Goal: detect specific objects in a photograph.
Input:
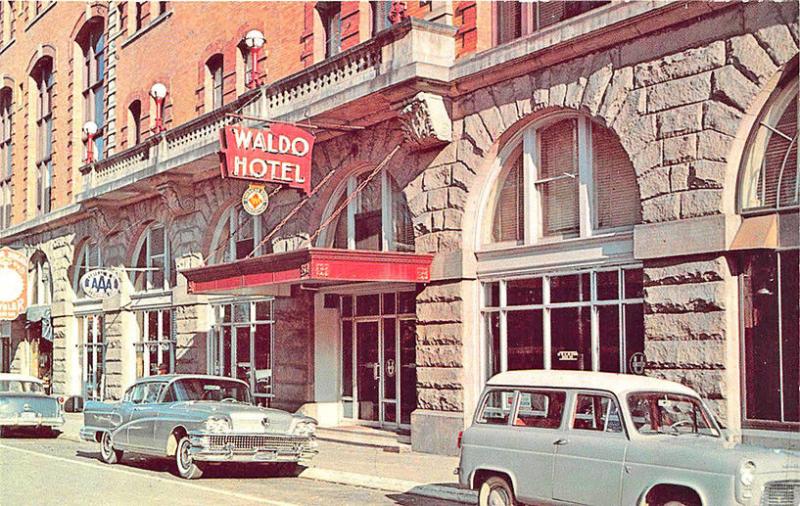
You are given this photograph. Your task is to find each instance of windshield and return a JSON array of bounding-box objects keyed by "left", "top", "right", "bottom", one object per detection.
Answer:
[
  {"left": 171, "top": 378, "right": 251, "bottom": 403},
  {"left": 628, "top": 392, "right": 720, "bottom": 437},
  {"left": 0, "top": 380, "right": 44, "bottom": 394}
]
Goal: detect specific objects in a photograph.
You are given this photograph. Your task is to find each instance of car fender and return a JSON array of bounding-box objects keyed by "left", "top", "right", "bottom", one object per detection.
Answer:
[
  {"left": 469, "top": 465, "right": 519, "bottom": 493},
  {"left": 634, "top": 478, "right": 710, "bottom": 506}
]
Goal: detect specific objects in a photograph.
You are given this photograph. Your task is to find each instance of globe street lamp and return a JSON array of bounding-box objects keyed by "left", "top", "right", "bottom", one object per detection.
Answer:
[
  {"left": 83, "top": 120, "right": 98, "bottom": 164},
  {"left": 244, "top": 29, "right": 266, "bottom": 89},
  {"left": 150, "top": 82, "right": 168, "bottom": 133}
]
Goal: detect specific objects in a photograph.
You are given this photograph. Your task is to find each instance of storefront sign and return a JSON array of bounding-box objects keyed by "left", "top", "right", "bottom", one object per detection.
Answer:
[
  {"left": 242, "top": 183, "right": 270, "bottom": 216},
  {"left": 0, "top": 248, "right": 27, "bottom": 320},
  {"left": 219, "top": 123, "right": 315, "bottom": 195},
  {"left": 557, "top": 350, "right": 579, "bottom": 361},
  {"left": 79, "top": 269, "right": 121, "bottom": 300},
  {"left": 629, "top": 352, "right": 647, "bottom": 375}
]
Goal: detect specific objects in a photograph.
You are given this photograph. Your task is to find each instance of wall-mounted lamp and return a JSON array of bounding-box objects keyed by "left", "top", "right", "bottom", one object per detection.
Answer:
[
  {"left": 244, "top": 29, "right": 266, "bottom": 89},
  {"left": 82, "top": 121, "right": 98, "bottom": 164},
  {"left": 150, "top": 82, "right": 168, "bottom": 133}
]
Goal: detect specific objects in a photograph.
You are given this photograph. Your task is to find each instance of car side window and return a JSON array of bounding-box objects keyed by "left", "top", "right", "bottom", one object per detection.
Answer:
[
  {"left": 130, "top": 384, "right": 147, "bottom": 404},
  {"left": 513, "top": 390, "right": 566, "bottom": 429},
  {"left": 143, "top": 383, "right": 166, "bottom": 404},
  {"left": 572, "top": 393, "right": 623, "bottom": 433},
  {"left": 161, "top": 384, "right": 177, "bottom": 403},
  {"left": 123, "top": 386, "right": 135, "bottom": 403},
  {"left": 476, "top": 389, "right": 516, "bottom": 425}
]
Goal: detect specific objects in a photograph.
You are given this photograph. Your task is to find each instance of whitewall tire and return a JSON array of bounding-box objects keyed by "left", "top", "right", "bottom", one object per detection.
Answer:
[
  {"left": 175, "top": 436, "right": 204, "bottom": 480},
  {"left": 100, "top": 432, "right": 123, "bottom": 464},
  {"left": 478, "top": 476, "right": 516, "bottom": 506}
]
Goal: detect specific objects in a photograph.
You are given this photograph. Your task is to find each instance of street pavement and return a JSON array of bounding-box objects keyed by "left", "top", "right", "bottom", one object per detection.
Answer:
[{"left": 0, "top": 435, "right": 464, "bottom": 506}]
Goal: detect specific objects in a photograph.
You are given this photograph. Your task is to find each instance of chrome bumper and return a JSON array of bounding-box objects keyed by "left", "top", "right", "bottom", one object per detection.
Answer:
[
  {"left": 188, "top": 432, "right": 318, "bottom": 463},
  {"left": 0, "top": 414, "right": 64, "bottom": 429}
]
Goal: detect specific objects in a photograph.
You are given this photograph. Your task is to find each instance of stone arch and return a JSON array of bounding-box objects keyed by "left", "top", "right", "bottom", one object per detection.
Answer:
[
  {"left": 68, "top": 3, "right": 107, "bottom": 41},
  {"left": 25, "top": 44, "right": 57, "bottom": 76}
]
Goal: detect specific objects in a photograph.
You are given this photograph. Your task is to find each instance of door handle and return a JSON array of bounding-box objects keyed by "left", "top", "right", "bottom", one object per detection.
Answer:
[{"left": 553, "top": 438, "right": 569, "bottom": 446}]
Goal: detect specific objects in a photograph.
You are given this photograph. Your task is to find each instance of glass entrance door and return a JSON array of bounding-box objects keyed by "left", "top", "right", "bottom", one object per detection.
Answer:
[{"left": 356, "top": 321, "right": 380, "bottom": 422}]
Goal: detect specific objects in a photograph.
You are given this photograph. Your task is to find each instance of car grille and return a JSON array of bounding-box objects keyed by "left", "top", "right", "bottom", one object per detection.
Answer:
[
  {"left": 761, "top": 480, "right": 800, "bottom": 506},
  {"left": 206, "top": 435, "right": 310, "bottom": 453}
]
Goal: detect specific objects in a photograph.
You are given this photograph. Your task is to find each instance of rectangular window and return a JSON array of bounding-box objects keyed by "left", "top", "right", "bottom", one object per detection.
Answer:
[
  {"left": 84, "top": 31, "right": 105, "bottom": 161},
  {"left": 371, "top": 0, "right": 391, "bottom": 35},
  {"left": 35, "top": 61, "right": 53, "bottom": 215},
  {"left": 322, "top": 3, "right": 342, "bottom": 58},
  {"left": 135, "top": 309, "right": 174, "bottom": 377},
  {"left": 573, "top": 393, "right": 623, "bottom": 433},
  {"left": 496, "top": 0, "right": 522, "bottom": 45},
  {"left": 514, "top": 390, "right": 566, "bottom": 429},
  {"left": 477, "top": 389, "right": 515, "bottom": 425},
  {"left": 134, "top": 226, "right": 169, "bottom": 292},
  {"left": 538, "top": 119, "right": 579, "bottom": 236},
  {"left": 81, "top": 314, "right": 105, "bottom": 401},
  {"left": 0, "top": 89, "right": 11, "bottom": 229}
]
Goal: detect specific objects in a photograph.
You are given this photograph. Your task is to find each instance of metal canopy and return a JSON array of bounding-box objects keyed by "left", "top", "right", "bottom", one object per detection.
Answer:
[{"left": 182, "top": 248, "right": 433, "bottom": 296}]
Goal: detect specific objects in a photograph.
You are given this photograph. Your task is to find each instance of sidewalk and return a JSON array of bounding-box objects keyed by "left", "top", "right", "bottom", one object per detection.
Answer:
[{"left": 60, "top": 413, "right": 476, "bottom": 504}]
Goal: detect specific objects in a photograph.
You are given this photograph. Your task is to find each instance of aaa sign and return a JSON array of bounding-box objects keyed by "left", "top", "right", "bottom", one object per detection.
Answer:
[
  {"left": 0, "top": 247, "right": 27, "bottom": 320},
  {"left": 219, "top": 123, "right": 315, "bottom": 195}
]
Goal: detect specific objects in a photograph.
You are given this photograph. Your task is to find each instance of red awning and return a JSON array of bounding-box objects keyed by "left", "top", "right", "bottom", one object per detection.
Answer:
[{"left": 182, "top": 248, "right": 433, "bottom": 296}]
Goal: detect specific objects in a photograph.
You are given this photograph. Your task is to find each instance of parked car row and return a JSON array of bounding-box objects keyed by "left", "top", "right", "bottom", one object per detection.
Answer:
[
  {"left": 0, "top": 373, "right": 64, "bottom": 438},
  {"left": 458, "top": 370, "right": 800, "bottom": 506}
]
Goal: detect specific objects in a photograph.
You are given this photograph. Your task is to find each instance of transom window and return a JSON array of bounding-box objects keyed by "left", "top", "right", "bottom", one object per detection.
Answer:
[
  {"left": 73, "top": 240, "right": 102, "bottom": 299},
  {"left": 132, "top": 224, "right": 172, "bottom": 292},
  {"left": 739, "top": 78, "right": 798, "bottom": 212},
  {"left": 0, "top": 86, "right": 12, "bottom": 229},
  {"left": 481, "top": 266, "right": 644, "bottom": 380},
  {"left": 33, "top": 57, "right": 54, "bottom": 216},
  {"left": 487, "top": 115, "right": 640, "bottom": 245},
  {"left": 322, "top": 171, "right": 414, "bottom": 252},
  {"left": 81, "top": 22, "right": 105, "bottom": 161}
]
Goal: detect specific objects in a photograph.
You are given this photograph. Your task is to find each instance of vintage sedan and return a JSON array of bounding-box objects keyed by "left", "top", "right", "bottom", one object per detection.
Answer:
[
  {"left": 458, "top": 370, "right": 800, "bottom": 506},
  {"left": 81, "top": 374, "right": 318, "bottom": 479},
  {"left": 0, "top": 373, "right": 64, "bottom": 437}
]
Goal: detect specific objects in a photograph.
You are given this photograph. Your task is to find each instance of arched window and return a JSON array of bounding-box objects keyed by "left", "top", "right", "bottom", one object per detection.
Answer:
[
  {"left": 128, "top": 99, "right": 142, "bottom": 146},
  {"left": 208, "top": 206, "right": 273, "bottom": 265},
  {"left": 205, "top": 53, "right": 224, "bottom": 110},
  {"left": 73, "top": 240, "right": 101, "bottom": 299},
  {"left": 739, "top": 77, "right": 798, "bottom": 212},
  {"left": 79, "top": 20, "right": 105, "bottom": 161},
  {"left": 321, "top": 170, "right": 414, "bottom": 252},
  {"left": 31, "top": 57, "right": 53, "bottom": 215},
  {"left": 486, "top": 114, "right": 640, "bottom": 245},
  {"left": 28, "top": 251, "right": 52, "bottom": 307},
  {"left": 0, "top": 86, "right": 12, "bottom": 229},
  {"left": 132, "top": 224, "right": 171, "bottom": 292}
]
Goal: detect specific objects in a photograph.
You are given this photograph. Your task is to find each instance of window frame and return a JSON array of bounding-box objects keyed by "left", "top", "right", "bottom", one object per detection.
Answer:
[
  {"left": 82, "top": 25, "right": 105, "bottom": 161},
  {"left": 134, "top": 308, "right": 175, "bottom": 378},
  {"left": 0, "top": 87, "right": 12, "bottom": 229},
  {"left": 319, "top": 2, "right": 342, "bottom": 59},
  {"left": 33, "top": 58, "right": 54, "bottom": 216},
  {"left": 128, "top": 99, "right": 142, "bottom": 146},
  {"left": 73, "top": 240, "right": 102, "bottom": 299},
  {"left": 132, "top": 224, "right": 171, "bottom": 292},
  {"left": 206, "top": 53, "right": 224, "bottom": 110},
  {"left": 512, "top": 388, "right": 568, "bottom": 430},
  {"left": 570, "top": 390, "right": 627, "bottom": 436}
]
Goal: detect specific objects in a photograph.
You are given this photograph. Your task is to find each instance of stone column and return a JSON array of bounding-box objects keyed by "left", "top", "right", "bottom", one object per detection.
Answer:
[
  {"left": 643, "top": 255, "right": 742, "bottom": 433},
  {"left": 173, "top": 255, "right": 211, "bottom": 374},
  {"left": 101, "top": 269, "right": 136, "bottom": 400},
  {"left": 272, "top": 292, "right": 314, "bottom": 413},
  {"left": 51, "top": 301, "right": 81, "bottom": 397}
]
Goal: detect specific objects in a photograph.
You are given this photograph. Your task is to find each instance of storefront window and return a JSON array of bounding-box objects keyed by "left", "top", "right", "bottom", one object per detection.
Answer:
[
  {"left": 210, "top": 300, "right": 274, "bottom": 404},
  {"left": 135, "top": 309, "right": 174, "bottom": 377},
  {"left": 487, "top": 114, "right": 640, "bottom": 245},
  {"left": 741, "top": 250, "right": 799, "bottom": 426},
  {"left": 323, "top": 171, "right": 414, "bottom": 252},
  {"left": 482, "top": 266, "right": 644, "bottom": 380}
]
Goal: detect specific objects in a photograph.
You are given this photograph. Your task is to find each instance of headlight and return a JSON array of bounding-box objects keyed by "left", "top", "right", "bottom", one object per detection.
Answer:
[
  {"left": 293, "top": 421, "right": 316, "bottom": 438},
  {"left": 739, "top": 460, "right": 756, "bottom": 487},
  {"left": 204, "top": 416, "right": 231, "bottom": 433}
]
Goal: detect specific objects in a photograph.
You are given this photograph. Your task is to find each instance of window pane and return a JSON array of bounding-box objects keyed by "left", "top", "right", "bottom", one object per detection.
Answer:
[
  {"left": 780, "top": 250, "right": 799, "bottom": 422},
  {"left": 598, "top": 305, "right": 620, "bottom": 372},
  {"left": 593, "top": 122, "right": 641, "bottom": 228},
  {"left": 496, "top": 0, "right": 522, "bottom": 44},
  {"left": 341, "top": 295, "right": 353, "bottom": 317},
  {"left": 550, "top": 273, "right": 590, "bottom": 303},
  {"left": 254, "top": 324, "right": 272, "bottom": 396},
  {"left": 485, "top": 312, "right": 501, "bottom": 377},
  {"left": 149, "top": 228, "right": 165, "bottom": 256},
  {"left": 356, "top": 294, "right": 380, "bottom": 316},
  {"left": 483, "top": 281, "right": 500, "bottom": 307},
  {"left": 477, "top": 389, "right": 514, "bottom": 425},
  {"left": 573, "top": 394, "right": 623, "bottom": 432},
  {"left": 397, "top": 292, "right": 415, "bottom": 314},
  {"left": 624, "top": 303, "right": 644, "bottom": 374},
  {"left": 507, "top": 278, "right": 542, "bottom": 305},
  {"left": 596, "top": 270, "right": 619, "bottom": 301},
  {"left": 624, "top": 269, "right": 643, "bottom": 299},
  {"left": 539, "top": 119, "right": 579, "bottom": 236},
  {"left": 514, "top": 390, "right": 565, "bottom": 429},
  {"left": 382, "top": 293, "right": 396, "bottom": 314},
  {"left": 355, "top": 174, "right": 382, "bottom": 250},
  {"left": 391, "top": 178, "right": 414, "bottom": 252},
  {"left": 507, "top": 309, "right": 543, "bottom": 370},
  {"left": 341, "top": 321, "right": 353, "bottom": 397},
  {"left": 151, "top": 256, "right": 164, "bottom": 290},
  {"left": 492, "top": 149, "right": 524, "bottom": 243},
  {"left": 331, "top": 192, "right": 348, "bottom": 249},
  {"left": 550, "top": 306, "right": 591, "bottom": 370}
]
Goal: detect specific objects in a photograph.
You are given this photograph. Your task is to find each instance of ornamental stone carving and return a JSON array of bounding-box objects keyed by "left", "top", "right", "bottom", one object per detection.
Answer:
[
  {"left": 156, "top": 180, "right": 196, "bottom": 217},
  {"left": 398, "top": 92, "right": 452, "bottom": 151}
]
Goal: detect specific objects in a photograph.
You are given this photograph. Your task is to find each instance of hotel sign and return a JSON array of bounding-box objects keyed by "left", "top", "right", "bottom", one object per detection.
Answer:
[
  {"left": 0, "top": 247, "right": 27, "bottom": 320},
  {"left": 219, "top": 124, "right": 315, "bottom": 195}
]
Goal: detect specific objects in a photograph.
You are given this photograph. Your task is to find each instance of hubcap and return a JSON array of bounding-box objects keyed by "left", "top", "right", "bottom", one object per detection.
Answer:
[
  {"left": 488, "top": 486, "right": 510, "bottom": 506},
  {"left": 178, "top": 440, "right": 191, "bottom": 473},
  {"left": 101, "top": 433, "right": 111, "bottom": 458}
]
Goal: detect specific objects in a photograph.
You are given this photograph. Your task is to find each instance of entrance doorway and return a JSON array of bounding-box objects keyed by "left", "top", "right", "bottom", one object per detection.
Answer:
[
  {"left": 341, "top": 292, "right": 417, "bottom": 428},
  {"left": 209, "top": 299, "right": 274, "bottom": 405}
]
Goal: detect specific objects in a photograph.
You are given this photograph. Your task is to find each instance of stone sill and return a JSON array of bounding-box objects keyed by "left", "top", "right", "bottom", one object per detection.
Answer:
[
  {"left": 0, "top": 38, "right": 15, "bottom": 58},
  {"left": 24, "top": 2, "right": 57, "bottom": 33},
  {"left": 477, "top": 229, "right": 634, "bottom": 262},
  {"left": 121, "top": 11, "right": 173, "bottom": 49}
]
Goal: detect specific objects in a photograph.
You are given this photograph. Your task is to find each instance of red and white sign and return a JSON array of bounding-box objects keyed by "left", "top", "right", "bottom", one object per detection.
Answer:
[
  {"left": 219, "top": 123, "right": 315, "bottom": 195},
  {"left": 0, "top": 247, "right": 28, "bottom": 320}
]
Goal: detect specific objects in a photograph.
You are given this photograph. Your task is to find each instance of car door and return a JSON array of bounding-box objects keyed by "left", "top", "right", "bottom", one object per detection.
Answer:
[
  {"left": 552, "top": 391, "right": 628, "bottom": 506},
  {"left": 506, "top": 389, "right": 567, "bottom": 503},
  {"left": 113, "top": 386, "right": 137, "bottom": 446},
  {"left": 126, "top": 382, "right": 165, "bottom": 451}
]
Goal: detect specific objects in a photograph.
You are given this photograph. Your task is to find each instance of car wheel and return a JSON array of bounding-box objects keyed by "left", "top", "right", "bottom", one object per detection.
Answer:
[
  {"left": 479, "top": 476, "right": 516, "bottom": 506},
  {"left": 175, "top": 435, "right": 204, "bottom": 480},
  {"left": 100, "top": 432, "right": 123, "bottom": 464}
]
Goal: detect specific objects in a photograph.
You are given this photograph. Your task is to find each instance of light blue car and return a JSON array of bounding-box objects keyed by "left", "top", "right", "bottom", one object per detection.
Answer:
[{"left": 0, "top": 373, "right": 64, "bottom": 437}]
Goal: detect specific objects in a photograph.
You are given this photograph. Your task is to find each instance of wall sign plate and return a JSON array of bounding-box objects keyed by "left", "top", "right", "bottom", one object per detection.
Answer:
[
  {"left": 242, "top": 184, "right": 270, "bottom": 216},
  {"left": 79, "top": 269, "right": 122, "bottom": 300}
]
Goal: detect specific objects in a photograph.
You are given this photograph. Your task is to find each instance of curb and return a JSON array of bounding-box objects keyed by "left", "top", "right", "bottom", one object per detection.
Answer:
[{"left": 299, "top": 467, "right": 476, "bottom": 504}]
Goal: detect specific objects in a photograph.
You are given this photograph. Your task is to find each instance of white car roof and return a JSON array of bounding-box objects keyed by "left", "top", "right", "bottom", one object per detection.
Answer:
[
  {"left": 0, "top": 373, "right": 43, "bottom": 384},
  {"left": 487, "top": 370, "right": 699, "bottom": 398}
]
